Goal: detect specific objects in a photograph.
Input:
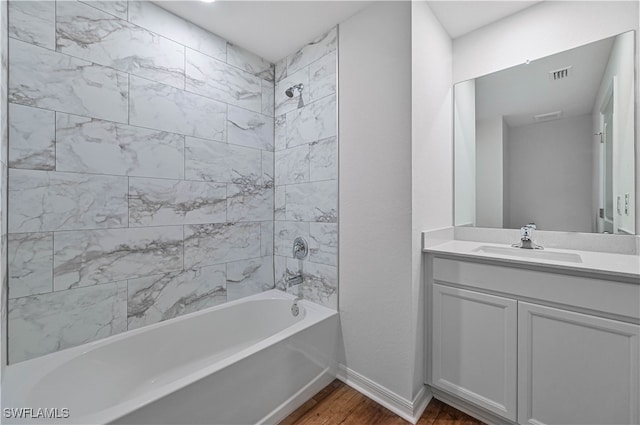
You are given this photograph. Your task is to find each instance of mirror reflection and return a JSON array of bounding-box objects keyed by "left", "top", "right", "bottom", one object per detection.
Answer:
[{"left": 454, "top": 31, "right": 636, "bottom": 235}]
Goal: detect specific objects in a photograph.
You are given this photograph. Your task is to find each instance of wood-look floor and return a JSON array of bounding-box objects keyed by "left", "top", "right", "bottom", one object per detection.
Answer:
[{"left": 281, "top": 380, "right": 485, "bottom": 425}]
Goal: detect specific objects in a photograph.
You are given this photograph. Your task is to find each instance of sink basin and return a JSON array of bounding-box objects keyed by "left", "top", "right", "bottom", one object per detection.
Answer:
[{"left": 473, "top": 245, "right": 583, "bottom": 263}]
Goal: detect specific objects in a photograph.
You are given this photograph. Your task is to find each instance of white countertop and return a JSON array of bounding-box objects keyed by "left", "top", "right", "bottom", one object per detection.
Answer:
[{"left": 423, "top": 239, "right": 640, "bottom": 282}]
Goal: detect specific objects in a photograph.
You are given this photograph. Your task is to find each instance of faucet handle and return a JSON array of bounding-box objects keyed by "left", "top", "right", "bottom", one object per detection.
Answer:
[
  {"left": 521, "top": 226, "right": 533, "bottom": 240},
  {"left": 292, "top": 236, "right": 309, "bottom": 260}
]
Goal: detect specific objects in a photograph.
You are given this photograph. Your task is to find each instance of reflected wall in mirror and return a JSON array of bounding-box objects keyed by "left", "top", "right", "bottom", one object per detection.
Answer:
[{"left": 454, "top": 31, "right": 636, "bottom": 235}]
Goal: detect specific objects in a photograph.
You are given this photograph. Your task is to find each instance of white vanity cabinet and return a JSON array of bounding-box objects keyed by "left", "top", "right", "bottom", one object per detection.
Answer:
[
  {"left": 428, "top": 256, "right": 640, "bottom": 425},
  {"left": 432, "top": 284, "right": 517, "bottom": 421},
  {"left": 518, "top": 302, "right": 639, "bottom": 425}
]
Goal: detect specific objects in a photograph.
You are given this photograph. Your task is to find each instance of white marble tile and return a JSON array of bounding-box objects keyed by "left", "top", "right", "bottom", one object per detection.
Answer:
[
  {"left": 286, "top": 180, "right": 337, "bottom": 223},
  {"left": 275, "top": 145, "right": 309, "bottom": 185},
  {"left": 275, "top": 186, "right": 286, "bottom": 221},
  {"left": 262, "top": 151, "right": 274, "bottom": 187},
  {"left": 275, "top": 66, "right": 310, "bottom": 117},
  {"left": 8, "top": 232, "right": 53, "bottom": 299},
  {"left": 129, "top": 75, "right": 226, "bottom": 141},
  {"left": 9, "top": 169, "right": 128, "bottom": 233},
  {"left": 260, "top": 221, "right": 273, "bottom": 257},
  {"left": 309, "top": 223, "right": 337, "bottom": 267},
  {"left": 129, "top": 178, "right": 227, "bottom": 227},
  {"left": 185, "top": 136, "right": 262, "bottom": 185},
  {"left": 286, "top": 258, "right": 337, "bottom": 310},
  {"left": 128, "top": 1, "right": 226, "bottom": 61},
  {"left": 54, "top": 226, "right": 183, "bottom": 290},
  {"left": 275, "top": 58, "right": 287, "bottom": 82},
  {"left": 287, "top": 28, "right": 337, "bottom": 75},
  {"left": 309, "top": 53, "right": 336, "bottom": 101},
  {"left": 8, "top": 281, "right": 127, "bottom": 363},
  {"left": 186, "top": 48, "right": 262, "bottom": 113},
  {"left": 1, "top": 3, "right": 7, "bottom": 371},
  {"left": 274, "top": 255, "right": 287, "bottom": 290},
  {"left": 184, "top": 222, "right": 261, "bottom": 269},
  {"left": 227, "top": 184, "right": 273, "bottom": 222},
  {"left": 275, "top": 114, "right": 287, "bottom": 151},
  {"left": 9, "top": 39, "right": 128, "bottom": 123},
  {"left": 79, "top": 0, "right": 127, "bottom": 20},
  {"left": 127, "top": 265, "right": 226, "bottom": 330},
  {"left": 275, "top": 221, "right": 309, "bottom": 257},
  {"left": 56, "top": 113, "right": 185, "bottom": 179},
  {"left": 286, "top": 95, "right": 336, "bottom": 148},
  {"left": 56, "top": 1, "right": 185, "bottom": 89},
  {"left": 9, "top": 39, "right": 127, "bottom": 122},
  {"left": 261, "top": 79, "right": 274, "bottom": 116},
  {"left": 309, "top": 137, "right": 337, "bottom": 182},
  {"left": 227, "top": 106, "right": 274, "bottom": 151},
  {"left": 8, "top": 0, "right": 55, "bottom": 49},
  {"left": 227, "top": 257, "right": 274, "bottom": 301},
  {"left": 8, "top": 103, "right": 55, "bottom": 170},
  {"left": 227, "top": 43, "right": 274, "bottom": 81}
]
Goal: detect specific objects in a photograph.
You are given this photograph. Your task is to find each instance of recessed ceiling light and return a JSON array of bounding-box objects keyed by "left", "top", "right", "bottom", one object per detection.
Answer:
[{"left": 201, "top": 0, "right": 215, "bottom": 3}]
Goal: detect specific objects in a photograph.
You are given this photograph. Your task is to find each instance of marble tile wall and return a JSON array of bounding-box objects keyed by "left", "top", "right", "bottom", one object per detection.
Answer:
[
  {"left": 274, "top": 28, "right": 338, "bottom": 310},
  {"left": 1, "top": 0, "right": 9, "bottom": 374},
  {"left": 6, "top": 0, "right": 276, "bottom": 363}
]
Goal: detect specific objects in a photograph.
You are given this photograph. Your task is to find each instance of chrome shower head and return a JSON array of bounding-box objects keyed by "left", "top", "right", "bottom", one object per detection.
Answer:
[{"left": 285, "top": 83, "right": 304, "bottom": 98}]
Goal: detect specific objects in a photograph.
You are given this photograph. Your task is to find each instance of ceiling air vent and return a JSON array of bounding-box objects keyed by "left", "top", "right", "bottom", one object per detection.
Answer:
[
  {"left": 534, "top": 110, "right": 563, "bottom": 122},
  {"left": 549, "top": 66, "right": 572, "bottom": 81}
]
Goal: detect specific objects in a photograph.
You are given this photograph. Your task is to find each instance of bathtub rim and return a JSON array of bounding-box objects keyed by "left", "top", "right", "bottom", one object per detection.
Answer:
[{"left": 3, "top": 290, "right": 337, "bottom": 425}]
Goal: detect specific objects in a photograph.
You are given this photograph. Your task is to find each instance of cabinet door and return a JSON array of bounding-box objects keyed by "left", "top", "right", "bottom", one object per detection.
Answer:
[
  {"left": 518, "top": 302, "right": 640, "bottom": 425},
  {"left": 432, "top": 284, "right": 517, "bottom": 420}
]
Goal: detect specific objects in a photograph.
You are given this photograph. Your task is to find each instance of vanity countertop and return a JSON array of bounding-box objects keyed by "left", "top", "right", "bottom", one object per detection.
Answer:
[{"left": 423, "top": 239, "right": 640, "bottom": 282}]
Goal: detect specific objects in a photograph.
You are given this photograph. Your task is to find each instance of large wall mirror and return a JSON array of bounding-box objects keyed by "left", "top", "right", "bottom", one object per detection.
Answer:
[{"left": 454, "top": 30, "right": 636, "bottom": 235}]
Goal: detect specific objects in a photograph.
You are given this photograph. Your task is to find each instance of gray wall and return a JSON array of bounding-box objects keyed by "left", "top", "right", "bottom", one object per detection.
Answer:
[
  {"left": 6, "top": 0, "right": 277, "bottom": 363},
  {"left": 339, "top": 1, "right": 413, "bottom": 400},
  {"left": 476, "top": 117, "right": 504, "bottom": 228},
  {"left": 505, "top": 114, "right": 594, "bottom": 232},
  {"left": 339, "top": 0, "right": 452, "bottom": 407}
]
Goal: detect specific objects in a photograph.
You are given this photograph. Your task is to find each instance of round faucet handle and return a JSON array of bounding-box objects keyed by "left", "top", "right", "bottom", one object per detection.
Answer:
[{"left": 521, "top": 226, "right": 533, "bottom": 239}]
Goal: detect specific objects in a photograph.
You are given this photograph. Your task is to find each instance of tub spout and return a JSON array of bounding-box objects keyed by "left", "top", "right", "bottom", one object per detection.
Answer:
[
  {"left": 287, "top": 274, "right": 303, "bottom": 286},
  {"left": 286, "top": 274, "right": 304, "bottom": 302}
]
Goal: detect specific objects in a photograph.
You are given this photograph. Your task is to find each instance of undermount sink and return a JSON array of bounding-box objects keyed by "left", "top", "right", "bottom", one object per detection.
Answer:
[{"left": 473, "top": 245, "right": 583, "bottom": 263}]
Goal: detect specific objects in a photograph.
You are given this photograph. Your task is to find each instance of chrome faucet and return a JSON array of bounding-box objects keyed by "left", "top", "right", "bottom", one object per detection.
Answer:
[
  {"left": 287, "top": 272, "right": 304, "bottom": 301},
  {"left": 286, "top": 273, "right": 303, "bottom": 316},
  {"left": 287, "top": 237, "right": 307, "bottom": 302},
  {"left": 512, "top": 223, "right": 543, "bottom": 250}
]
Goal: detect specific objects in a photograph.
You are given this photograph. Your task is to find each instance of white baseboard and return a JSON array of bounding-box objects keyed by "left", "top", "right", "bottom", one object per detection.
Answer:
[{"left": 336, "top": 364, "right": 431, "bottom": 424}]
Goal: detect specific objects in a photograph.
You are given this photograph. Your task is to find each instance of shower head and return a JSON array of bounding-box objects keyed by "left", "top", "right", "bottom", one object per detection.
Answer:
[{"left": 285, "top": 83, "right": 304, "bottom": 98}]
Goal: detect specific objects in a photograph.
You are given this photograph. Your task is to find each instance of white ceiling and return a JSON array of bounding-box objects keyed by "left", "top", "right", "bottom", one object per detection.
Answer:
[
  {"left": 426, "top": 1, "right": 543, "bottom": 39},
  {"left": 475, "top": 36, "right": 615, "bottom": 127},
  {"left": 153, "top": 1, "right": 545, "bottom": 64}
]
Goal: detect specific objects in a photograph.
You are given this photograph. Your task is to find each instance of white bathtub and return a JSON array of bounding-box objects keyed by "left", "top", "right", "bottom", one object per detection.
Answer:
[{"left": 2, "top": 290, "right": 339, "bottom": 425}]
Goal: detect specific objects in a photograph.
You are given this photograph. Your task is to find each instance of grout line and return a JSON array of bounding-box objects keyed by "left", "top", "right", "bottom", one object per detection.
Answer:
[
  {"left": 53, "top": 111, "right": 57, "bottom": 171},
  {"left": 127, "top": 73, "right": 130, "bottom": 125},
  {"left": 50, "top": 231, "right": 55, "bottom": 293},
  {"left": 182, "top": 225, "right": 185, "bottom": 271},
  {"left": 77, "top": 0, "right": 126, "bottom": 21},
  {"left": 126, "top": 176, "right": 130, "bottom": 228},
  {"left": 182, "top": 135, "right": 186, "bottom": 181}
]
